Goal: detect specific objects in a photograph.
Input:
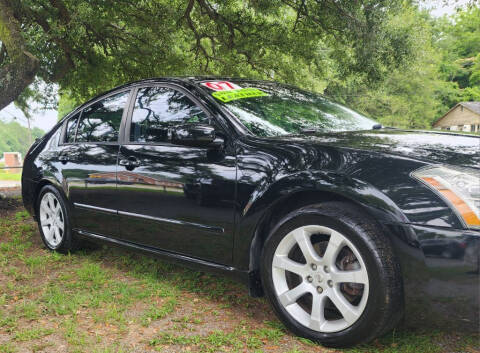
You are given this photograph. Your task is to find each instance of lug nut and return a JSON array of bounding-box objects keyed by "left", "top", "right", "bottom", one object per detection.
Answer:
[
  {"left": 323, "top": 266, "right": 330, "bottom": 273},
  {"left": 306, "top": 276, "right": 313, "bottom": 283},
  {"left": 311, "top": 264, "right": 317, "bottom": 270},
  {"left": 317, "top": 286, "right": 323, "bottom": 294},
  {"left": 327, "top": 280, "right": 333, "bottom": 287}
]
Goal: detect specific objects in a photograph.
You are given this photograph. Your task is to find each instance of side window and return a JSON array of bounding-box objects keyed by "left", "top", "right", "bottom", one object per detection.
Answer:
[
  {"left": 76, "top": 91, "right": 129, "bottom": 143},
  {"left": 64, "top": 113, "right": 79, "bottom": 143},
  {"left": 130, "top": 86, "right": 209, "bottom": 143}
]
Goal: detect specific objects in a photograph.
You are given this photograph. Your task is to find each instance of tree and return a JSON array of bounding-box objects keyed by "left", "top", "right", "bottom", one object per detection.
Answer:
[
  {"left": 0, "top": 0, "right": 39, "bottom": 110},
  {"left": 0, "top": 0, "right": 411, "bottom": 114},
  {"left": 323, "top": 3, "right": 480, "bottom": 129},
  {"left": 433, "top": 5, "right": 480, "bottom": 106},
  {"left": 0, "top": 119, "right": 44, "bottom": 156}
]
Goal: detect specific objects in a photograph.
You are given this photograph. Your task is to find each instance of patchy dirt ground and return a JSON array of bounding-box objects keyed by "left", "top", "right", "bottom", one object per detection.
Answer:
[{"left": 0, "top": 199, "right": 478, "bottom": 353}]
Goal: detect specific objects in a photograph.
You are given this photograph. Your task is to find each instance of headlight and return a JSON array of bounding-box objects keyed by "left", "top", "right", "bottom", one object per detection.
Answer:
[{"left": 411, "top": 166, "right": 480, "bottom": 229}]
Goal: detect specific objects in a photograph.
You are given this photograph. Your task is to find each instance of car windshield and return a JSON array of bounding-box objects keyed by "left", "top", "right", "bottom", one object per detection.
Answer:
[{"left": 210, "top": 81, "right": 376, "bottom": 137}]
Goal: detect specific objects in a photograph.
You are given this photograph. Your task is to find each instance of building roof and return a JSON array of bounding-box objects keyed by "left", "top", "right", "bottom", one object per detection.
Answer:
[
  {"left": 460, "top": 101, "right": 480, "bottom": 115},
  {"left": 433, "top": 101, "right": 480, "bottom": 126}
]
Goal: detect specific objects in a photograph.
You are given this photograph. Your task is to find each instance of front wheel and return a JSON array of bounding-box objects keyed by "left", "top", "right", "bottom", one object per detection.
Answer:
[{"left": 261, "top": 202, "right": 404, "bottom": 347}]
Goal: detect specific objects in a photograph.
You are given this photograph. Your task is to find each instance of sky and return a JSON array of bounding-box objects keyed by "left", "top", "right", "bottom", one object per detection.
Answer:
[
  {"left": 0, "top": 0, "right": 473, "bottom": 133},
  {"left": 423, "top": 0, "right": 472, "bottom": 17}
]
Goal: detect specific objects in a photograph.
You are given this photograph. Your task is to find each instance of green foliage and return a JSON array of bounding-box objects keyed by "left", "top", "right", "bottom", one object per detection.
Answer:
[
  {"left": 0, "top": 119, "right": 44, "bottom": 156},
  {"left": 2, "top": 1, "right": 479, "bottom": 130},
  {"left": 0, "top": 173, "right": 21, "bottom": 181},
  {"left": 433, "top": 6, "right": 480, "bottom": 108},
  {"left": 4, "top": 0, "right": 409, "bottom": 111},
  {"left": 56, "top": 90, "right": 79, "bottom": 120},
  {"left": 326, "top": 4, "right": 480, "bottom": 128}
]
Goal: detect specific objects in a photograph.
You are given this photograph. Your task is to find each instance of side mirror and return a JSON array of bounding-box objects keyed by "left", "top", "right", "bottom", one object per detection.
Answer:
[{"left": 172, "top": 124, "right": 224, "bottom": 148}]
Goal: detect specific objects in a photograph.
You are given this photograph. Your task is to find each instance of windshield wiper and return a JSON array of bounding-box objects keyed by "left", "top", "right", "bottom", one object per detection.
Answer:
[{"left": 299, "top": 125, "right": 382, "bottom": 134}]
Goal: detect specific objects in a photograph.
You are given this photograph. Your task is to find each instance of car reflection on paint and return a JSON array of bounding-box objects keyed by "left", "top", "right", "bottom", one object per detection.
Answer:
[{"left": 420, "top": 236, "right": 467, "bottom": 259}]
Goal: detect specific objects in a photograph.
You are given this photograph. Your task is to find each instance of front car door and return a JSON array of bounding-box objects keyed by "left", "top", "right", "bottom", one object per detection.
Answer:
[
  {"left": 57, "top": 90, "right": 131, "bottom": 237},
  {"left": 116, "top": 84, "right": 236, "bottom": 264}
]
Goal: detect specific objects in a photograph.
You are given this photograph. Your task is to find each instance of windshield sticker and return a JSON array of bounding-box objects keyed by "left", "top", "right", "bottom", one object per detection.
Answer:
[
  {"left": 200, "top": 81, "right": 242, "bottom": 91},
  {"left": 212, "top": 88, "right": 268, "bottom": 103}
]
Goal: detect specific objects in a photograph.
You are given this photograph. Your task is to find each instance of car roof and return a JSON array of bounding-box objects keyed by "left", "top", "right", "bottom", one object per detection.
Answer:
[
  {"left": 61, "top": 77, "right": 274, "bottom": 121},
  {"left": 121, "top": 76, "right": 272, "bottom": 86},
  {"left": 111, "top": 76, "right": 270, "bottom": 86}
]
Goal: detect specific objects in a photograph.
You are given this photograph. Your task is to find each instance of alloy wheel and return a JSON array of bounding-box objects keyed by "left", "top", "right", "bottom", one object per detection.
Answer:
[
  {"left": 271, "top": 225, "right": 369, "bottom": 333},
  {"left": 39, "top": 192, "right": 65, "bottom": 248}
]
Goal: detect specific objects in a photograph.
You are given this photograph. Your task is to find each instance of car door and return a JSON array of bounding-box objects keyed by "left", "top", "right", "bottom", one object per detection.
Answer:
[
  {"left": 56, "top": 90, "right": 131, "bottom": 237},
  {"left": 116, "top": 85, "right": 236, "bottom": 264}
]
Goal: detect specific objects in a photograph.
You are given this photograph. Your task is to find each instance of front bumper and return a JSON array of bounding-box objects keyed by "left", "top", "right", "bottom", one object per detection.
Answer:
[{"left": 390, "top": 223, "right": 479, "bottom": 331}]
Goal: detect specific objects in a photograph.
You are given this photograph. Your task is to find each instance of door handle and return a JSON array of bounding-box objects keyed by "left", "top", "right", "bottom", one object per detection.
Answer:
[
  {"left": 119, "top": 157, "right": 140, "bottom": 169},
  {"left": 58, "top": 155, "right": 69, "bottom": 164}
]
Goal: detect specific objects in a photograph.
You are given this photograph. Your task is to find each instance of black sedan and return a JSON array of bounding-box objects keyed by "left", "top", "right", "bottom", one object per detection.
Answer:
[{"left": 22, "top": 78, "right": 480, "bottom": 347}]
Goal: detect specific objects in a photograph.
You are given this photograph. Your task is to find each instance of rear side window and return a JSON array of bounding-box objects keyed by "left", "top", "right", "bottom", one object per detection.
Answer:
[
  {"left": 76, "top": 91, "right": 130, "bottom": 143},
  {"left": 64, "top": 113, "right": 79, "bottom": 143},
  {"left": 130, "top": 86, "right": 209, "bottom": 143}
]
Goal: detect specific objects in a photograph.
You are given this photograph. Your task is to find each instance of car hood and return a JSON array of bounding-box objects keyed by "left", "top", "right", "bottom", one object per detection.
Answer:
[{"left": 267, "top": 129, "right": 480, "bottom": 169}]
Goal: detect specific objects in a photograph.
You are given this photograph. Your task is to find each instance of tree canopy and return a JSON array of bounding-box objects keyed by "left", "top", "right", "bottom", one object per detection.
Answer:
[
  {"left": 0, "top": 0, "right": 479, "bottom": 129},
  {"left": 0, "top": 0, "right": 410, "bottom": 108}
]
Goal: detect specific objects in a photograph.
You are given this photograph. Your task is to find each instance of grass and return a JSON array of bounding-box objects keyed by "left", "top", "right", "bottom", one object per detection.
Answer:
[
  {"left": 0, "top": 201, "right": 478, "bottom": 352},
  {"left": 0, "top": 173, "right": 21, "bottom": 181}
]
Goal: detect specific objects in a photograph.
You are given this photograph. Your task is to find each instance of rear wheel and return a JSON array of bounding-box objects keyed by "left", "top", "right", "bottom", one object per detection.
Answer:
[
  {"left": 36, "top": 185, "right": 79, "bottom": 252},
  {"left": 261, "top": 202, "right": 404, "bottom": 347}
]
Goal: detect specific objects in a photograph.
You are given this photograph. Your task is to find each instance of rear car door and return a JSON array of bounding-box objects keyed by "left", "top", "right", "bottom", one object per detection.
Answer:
[
  {"left": 116, "top": 85, "right": 236, "bottom": 264},
  {"left": 57, "top": 90, "right": 131, "bottom": 237}
]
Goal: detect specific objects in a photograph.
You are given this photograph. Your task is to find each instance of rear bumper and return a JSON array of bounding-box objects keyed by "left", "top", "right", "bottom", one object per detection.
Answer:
[
  {"left": 390, "top": 223, "right": 479, "bottom": 331},
  {"left": 21, "top": 177, "right": 37, "bottom": 218}
]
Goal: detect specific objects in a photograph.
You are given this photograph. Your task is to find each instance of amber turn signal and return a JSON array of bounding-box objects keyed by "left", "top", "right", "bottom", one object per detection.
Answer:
[{"left": 421, "top": 176, "right": 480, "bottom": 227}]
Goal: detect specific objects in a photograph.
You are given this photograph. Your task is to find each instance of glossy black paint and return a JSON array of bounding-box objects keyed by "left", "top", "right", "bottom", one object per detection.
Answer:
[{"left": 22, "top": 77, "right": 479, "bottom": 329}]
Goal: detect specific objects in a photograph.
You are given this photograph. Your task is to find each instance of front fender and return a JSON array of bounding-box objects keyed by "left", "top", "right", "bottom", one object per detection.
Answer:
[{"left": 233, "top": 170, "right": 416, "bottom": 271}]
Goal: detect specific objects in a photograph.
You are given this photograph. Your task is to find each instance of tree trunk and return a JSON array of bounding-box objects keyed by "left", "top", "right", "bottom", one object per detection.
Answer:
[{"left": 0, "top": 0, "right": 39, "bottom": 111}]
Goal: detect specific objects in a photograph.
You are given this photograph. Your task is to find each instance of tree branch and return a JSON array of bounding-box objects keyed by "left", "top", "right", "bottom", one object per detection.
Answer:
[
  {"left": 49, "top": 0, "right": 71, "bottom": 24},
  {"left": 0, "top": 0, "right": 39, "bottom": 110},
  {"left": 0, "top": 41, "right": 6, "bottom": 65}
]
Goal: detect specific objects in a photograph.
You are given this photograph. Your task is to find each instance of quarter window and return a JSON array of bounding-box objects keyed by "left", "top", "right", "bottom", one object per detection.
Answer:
[
  {"left": 64, "top": 113, "right": 79, "bottom": 143},
  {"left": 130, "top": 87, "right": 209, "bottom": 143},
  {"left": 76, "top": 91, "right": 130, "bottom": 143}
]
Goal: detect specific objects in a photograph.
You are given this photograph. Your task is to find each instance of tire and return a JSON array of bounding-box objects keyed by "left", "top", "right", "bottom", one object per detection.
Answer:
[
  {"left": 36, "top": 185, "right": 80, "bottom": 253},
  {"left": 260, "top": 201, "right": 404, "bottom": 347}
]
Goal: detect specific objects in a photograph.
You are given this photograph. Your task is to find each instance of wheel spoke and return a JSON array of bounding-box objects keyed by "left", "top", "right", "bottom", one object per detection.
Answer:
[
  {"left": 272, "top": 255, "right": 307, "bottom": 276},
  {"left": 322, "top": 230, "right": 344, "bottom": 266},
  {"left": 40, "top": 202, "right": 50, "bottom": 217},
  {"left": 278, "top": 282, "right": 311, "bottom": 307},
  {"left": 309, "top": 293, "right": 327, "bottom": 331},
  {"left": 293, "top": 228, "right": 320, "bottom": 263},
  {"left": 44, "top": 225, "right": 55, "bottom": 243},
  {"left": 46, "top": 194, "right": 55, "bottom": 211},
  {"left": 331, "top": 268, "right": 368, "bottom": 285},
  {"left": 54, "top": 201, "right": 61, "bottom": 216},
  {"left": 41, "top": 217, "right": 52, "bottom": 226},
  {"left": 53, "top": 226, "right": 61, "bottom": 243},
  {"left": 327, "top": 288, "right": 361, "bottom": 324}
]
